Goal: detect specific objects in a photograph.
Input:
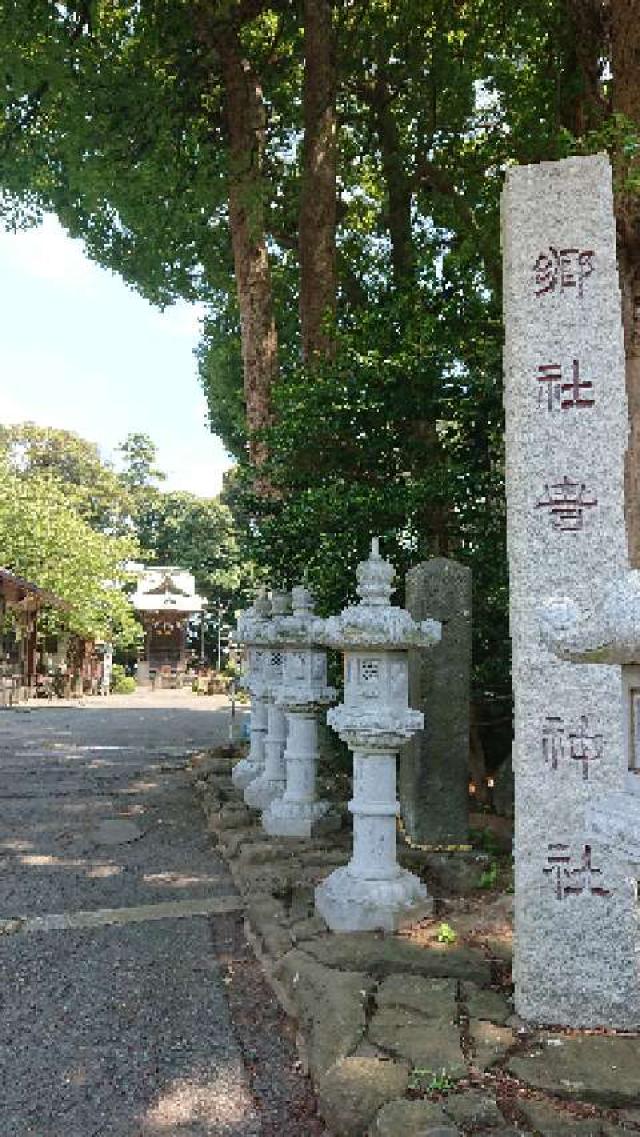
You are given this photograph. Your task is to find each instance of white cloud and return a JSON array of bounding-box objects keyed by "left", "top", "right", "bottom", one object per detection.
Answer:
[
  {"left": 162, "top": 452, "right": 234, "bottom": 497},
  {"left": 0, "top": 215, "right": 232, "bottom": 497},
  {"left": 0, "top": 216, "right": 99, "bottom": 287},
  {"left": 154, "top": 301, "right": 207, "bottom": 340},
  {"left": 0, "top": 216, "right": 207, "bottom": 342}
]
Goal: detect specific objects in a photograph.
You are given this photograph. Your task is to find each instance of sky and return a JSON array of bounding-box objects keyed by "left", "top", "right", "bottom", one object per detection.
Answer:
[{"left": 0, "top": 216, "right": 234, "bottom": 496}]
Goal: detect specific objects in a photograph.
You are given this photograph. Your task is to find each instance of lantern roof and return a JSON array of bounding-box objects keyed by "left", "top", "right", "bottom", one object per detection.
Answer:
[
  {"left": 314, "top": 539, "right": 441, "bottom": 651},
  {"left": 236, "top": 588, "right": 272, "bottom": 645}
]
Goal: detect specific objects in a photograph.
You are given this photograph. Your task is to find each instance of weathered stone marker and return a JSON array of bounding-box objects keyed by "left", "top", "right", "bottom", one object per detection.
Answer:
[
  {"left": 503, "top": 154, "right": 640, "bottom": 1028},
  {"left": 401, "top": 558, "right": 471, "bottom": 845}
]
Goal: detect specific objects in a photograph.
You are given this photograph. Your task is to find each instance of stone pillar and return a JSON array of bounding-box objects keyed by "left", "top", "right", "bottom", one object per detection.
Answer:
[
  {"left": 263, "top": 588, "right": 337, "bottom": 837},
  {"left": 401, "top": 558, "right": 471, "bottom": 844},
  {"left": 261, "top": 689, "right": 288, "bottom": 799},
  {"left": 232, "top": 684, "right": 268, "bottom": 789},
  {"left": 244, "top": 647, "right": 287, "bottom": 809},
  {"left": 233, "top": 595, "right": 271, "bottom": 791},
  {"left": 503, "top": 154, "right": 639, "bottom": 1028},
  {"left": 248, "top": 693, "right": 268, "bottom": 769},
  {"left": 244, "top": 590, "right": 291, "bottom": 811},
  {"left": 349, "top": 750, "right": 399, "bottom": 879},
  {"left": 314, "top": 539, "right": 441, "bottom": 932}
]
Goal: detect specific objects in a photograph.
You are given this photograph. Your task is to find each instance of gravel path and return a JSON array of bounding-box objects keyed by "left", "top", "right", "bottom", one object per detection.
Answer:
[{"left": 0, "top": 692, "right": 267, "bottom": 1137}]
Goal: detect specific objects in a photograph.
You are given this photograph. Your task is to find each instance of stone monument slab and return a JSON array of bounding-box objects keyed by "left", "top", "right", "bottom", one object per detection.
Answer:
[
  {"left": 502, "top": 153, "right": 639, "bottom": 1027},
  {"left": 401, "top": 557, "right": 471, "bottom": 844}
]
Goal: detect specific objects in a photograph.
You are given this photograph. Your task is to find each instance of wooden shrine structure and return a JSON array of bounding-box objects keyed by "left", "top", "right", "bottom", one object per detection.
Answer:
[{"left": 132, "top": 566, "right": 205, "bottom": 687}]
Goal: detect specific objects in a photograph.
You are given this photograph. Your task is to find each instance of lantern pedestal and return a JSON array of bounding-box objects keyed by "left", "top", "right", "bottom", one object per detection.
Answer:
[
  {"left": 263, "top": 705, "right": 339, "bottom": 837},
  {"left": 315, "top": 739, "right": 432, "bottom": 931},
  {"left": 245, "top": 698, "right": 287, "bottom": 809},
  {"left": 240, "top": 593, "right": 291, "bottom": 811},
  {"left": 232, "top": 692, "right": 268, "bottom": 789}
]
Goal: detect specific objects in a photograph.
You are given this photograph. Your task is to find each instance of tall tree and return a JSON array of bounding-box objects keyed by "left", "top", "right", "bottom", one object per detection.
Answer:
[
  {"left": 299, "top": 0, "right": 337, "bottom": 361},
  {"left": 0, "top": 461, "right": 140, "bottom": 645},
  {"left": 610, "top": 0, "right": 640, "bottom": 565},
  {"left": 203, "top": 8, "right": 280, "bottom": 463},
  {"left": 0, "top": 422, "right": 131, "bottom": 532},
  {"left": 117, "top": 433, "right": 166, "bottom": 494}
]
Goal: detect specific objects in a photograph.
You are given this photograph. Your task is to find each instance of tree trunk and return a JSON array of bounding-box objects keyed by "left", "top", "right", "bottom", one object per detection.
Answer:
[
  {"left": 562, "top": 1, "right": 608, "bottom": 135},
  {"left": 217, "top": 31, "right": 278, "bottom": 466},
  {"left": 299, "top": 0, "right": 337, "bottom": 362},
  {"left": 374, "top": 78, "right": 414, "bottom": 287},
  {"left": 611, "top": 0, "right": 640, "bottom": 565}
]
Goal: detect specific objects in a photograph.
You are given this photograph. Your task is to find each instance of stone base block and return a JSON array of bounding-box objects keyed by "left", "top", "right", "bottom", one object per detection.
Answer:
[
  {"left": 315, "top": 864, "right": 433, "bottom": 933},
  {"left": 244, "top": 773, "right": 285, "bottom": 811},
  {"left": 262, "top": 798, "right": 341, "bottom": 839},
  {"left": 231, "top": 756, "right": 261, "bottom": 790}
]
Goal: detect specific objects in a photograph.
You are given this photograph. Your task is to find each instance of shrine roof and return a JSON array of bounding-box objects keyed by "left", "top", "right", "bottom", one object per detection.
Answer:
[
  {"left": 0, "top": 567, "right": 67, "bottom": 609},
  {"left": 131, "top": 565, "right": 205, "bottom": 614}
]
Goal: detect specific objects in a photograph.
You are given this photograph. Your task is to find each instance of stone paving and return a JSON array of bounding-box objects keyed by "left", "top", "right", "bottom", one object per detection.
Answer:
[
  {"left": 0, "top": 691, "right": 319, "bottom": 1137},
  {"left": 194, "top": 746, "right": 640, "bottom": 1137}
]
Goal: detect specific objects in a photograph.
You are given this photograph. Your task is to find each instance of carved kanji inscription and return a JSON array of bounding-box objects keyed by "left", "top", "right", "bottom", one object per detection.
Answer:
[
  {"left": 543, "top": 843, "right": 611, "bottom": 900},
  {"left": 536, "top": 477, "right": 597, "bottom": 531},
  {"left": 534, "top": 247, "right": 595, "bottom": 298}
]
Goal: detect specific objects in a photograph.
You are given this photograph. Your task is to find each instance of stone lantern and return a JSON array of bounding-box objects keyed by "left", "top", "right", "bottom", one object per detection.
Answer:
[
  {"left": 263, "top": 584, "right": 337, "bottom": 837},
  {"left": 232, "top": 591, "right": 271, "bottom": 790},
  {"left": 244, "top": 589, "right": 291, "bottom": 811},
  {"left": 313, "top": 538, "right": 441, "bottom": 932}
]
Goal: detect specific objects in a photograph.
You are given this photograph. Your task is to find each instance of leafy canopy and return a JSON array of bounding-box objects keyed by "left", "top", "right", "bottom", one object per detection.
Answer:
[
  {"left": 0, "top": 460, "right": 140, "bottom": 645},
  {"left": 0, "top": 421, "right": 131, "bottom": 532}
]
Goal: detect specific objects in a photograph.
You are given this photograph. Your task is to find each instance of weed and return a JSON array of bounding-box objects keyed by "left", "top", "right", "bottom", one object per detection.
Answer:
[
  {"left": 479, "top": 860, "right": 498, "bottom": 889},
  {"left": 408, "top": 1067, "right": 458, "bottom": 1093},
  {"left": 436, "top": 921, "right": 457, "bottom": 944}
]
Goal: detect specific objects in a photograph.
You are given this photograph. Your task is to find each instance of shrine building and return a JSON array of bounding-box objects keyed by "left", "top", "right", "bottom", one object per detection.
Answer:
[
  {"left": 132, "top": 567, "right": 205, "bottom": 687},
  {"left": 0, "top": 567, "right": 67, "bottom": 702}
]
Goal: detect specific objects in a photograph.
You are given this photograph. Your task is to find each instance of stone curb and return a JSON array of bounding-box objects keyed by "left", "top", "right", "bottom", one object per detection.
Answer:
[{"left": 189, "top": 747, "right": 640, "bottom": 1137}]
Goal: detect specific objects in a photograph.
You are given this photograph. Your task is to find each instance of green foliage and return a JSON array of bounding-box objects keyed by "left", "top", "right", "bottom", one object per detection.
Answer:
[
  {"left": 110, "top": 663, "right": 136, "bottom": 694},
  {"left": 470, "top": 826, "right": 502, "bottom": 857},
  {"left": 407, "top": 1067, "right": 458, "bottom": 1093},
  {"left": 0, "top": 422, "right": 252, "bottom": 660},
  {"left": 2, "top": 0, "right": 634, "bottom": 732},
  {"left": 228, "top": 287, "right": 508, "bottom": 704},
  {"left": 0, "top": 460, "right": 140, "bottom": 646},
  {"left": 116, "top": 433, "right": 166, "bottom": 494},
  {"left": 479, "top": 860, "right": 499, "bottom": 890},
  {"left": 436, "top": 922, "right": 458, "bottom": 944},
  {"left": 0, "top": 422, "right": 131, "bottom": 532}
]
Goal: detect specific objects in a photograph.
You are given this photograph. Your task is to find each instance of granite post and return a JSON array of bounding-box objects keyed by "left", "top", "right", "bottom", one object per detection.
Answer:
[
  {"left": 401, "top": 558, "right": 471, "bottom": 844},
  {"left": 503, "top": 153, "right": 640, "bottom": 1028}
]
